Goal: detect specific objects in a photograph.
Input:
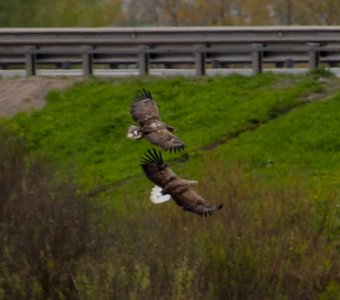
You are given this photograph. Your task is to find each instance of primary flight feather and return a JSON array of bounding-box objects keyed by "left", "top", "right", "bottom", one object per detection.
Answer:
[
  {"left": 127, "top": 89, "right": 185, "bottom": 153},
  {"left": 141, "top": 148, "right": 223, "bottom": 217}
]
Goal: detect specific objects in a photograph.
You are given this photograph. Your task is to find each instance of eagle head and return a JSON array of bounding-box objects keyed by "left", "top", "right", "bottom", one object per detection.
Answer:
[{"left": 127, "top": 125, "right": 143, "bottom": 140}]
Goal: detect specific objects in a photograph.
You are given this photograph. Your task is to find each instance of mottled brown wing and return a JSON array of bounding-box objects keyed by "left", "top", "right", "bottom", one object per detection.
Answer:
[
  {"left": 141, "top": 148, "right": 178, "bottom": 187},
  {"left": 172, "top": 189, "right": 223, "bottom": 217},
  {"left": 131, "top": 89, "right": 160, "bottom": 123},
  {"left": 145, "top": 129, "right": 185, "bottom": 153}
]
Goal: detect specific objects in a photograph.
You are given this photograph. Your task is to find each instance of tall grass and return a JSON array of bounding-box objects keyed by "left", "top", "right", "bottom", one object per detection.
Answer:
[
  {"left": 1, "top": 129, "right": 338, "bottom": 299},
  {"left": 69, "top": 158, "right": 339, "bottom": 300},
  {"left": 0, "top": 128, "right": 105, "bottom": 299}
]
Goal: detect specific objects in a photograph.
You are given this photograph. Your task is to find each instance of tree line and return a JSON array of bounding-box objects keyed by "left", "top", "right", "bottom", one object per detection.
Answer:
[{"left": 1, "top": 0, "right": 340, "bottom": 27}]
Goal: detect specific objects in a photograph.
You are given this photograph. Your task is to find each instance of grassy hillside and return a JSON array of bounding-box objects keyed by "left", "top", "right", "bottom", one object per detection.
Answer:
[
  {"left": 3, "top": 73, "right": 334, "bottom": 186},
  {"left": 0, "top": 73, "right": 339, "bottom": 299}
]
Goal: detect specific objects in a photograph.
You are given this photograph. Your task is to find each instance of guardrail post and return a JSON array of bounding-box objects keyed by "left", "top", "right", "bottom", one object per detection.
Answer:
[
  {"left": 308, "top": 43, "right": 320, "bottom": 70},
  {"left": 82, "top": 46, "right": 93, "bottom": 76},
  {"left": 194, "top": 44, "right": 206, "bottom": 76},
  {"left": 252, "top": 43, "right": 263, "bottom": 75},
  {"left": 138, "top": 46, "right": 150, "bottom": 76},
  {"left": 25, "top": 46, "right": 37, "bottom": 77}
]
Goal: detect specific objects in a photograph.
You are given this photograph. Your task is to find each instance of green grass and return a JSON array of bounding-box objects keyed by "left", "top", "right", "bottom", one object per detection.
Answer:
[
  {"left": 1, "top": 73, "right": 329, "bottom": 188},
  {"left": 216, "top": 89, "right": 340, "bottom": 172},
  {"left": 1, "top": 73, "right": 339, "bottom": 299}
]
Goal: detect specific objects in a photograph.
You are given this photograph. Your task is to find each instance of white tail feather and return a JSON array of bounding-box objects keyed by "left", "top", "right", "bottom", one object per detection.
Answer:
[
  {"left": 127, "top": 125, "right": 142, "bottom": 140},
  {"left": 150, "top": 185, "right": 171, "bottom": 204}
]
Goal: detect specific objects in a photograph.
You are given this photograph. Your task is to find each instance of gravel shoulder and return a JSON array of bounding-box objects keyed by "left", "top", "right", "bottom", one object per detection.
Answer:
[{"left": 0, "top": 77, "right": 80, "bottom": 117}]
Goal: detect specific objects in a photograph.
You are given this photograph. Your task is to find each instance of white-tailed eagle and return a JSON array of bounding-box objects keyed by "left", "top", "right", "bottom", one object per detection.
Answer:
[
  {"left": 141, "top": 148, "right": 223, "bottom": 216},
  {"left": 127, "top": 89, "right": 185, "bottom": 153}
]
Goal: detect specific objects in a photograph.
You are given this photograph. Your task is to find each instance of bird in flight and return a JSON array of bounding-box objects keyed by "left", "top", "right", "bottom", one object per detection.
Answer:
[
  {"left": 141, "top": 148, "right": 223, "bottom": 217},
  {"left": 127, "top": 89, "right": 185, "bottom": 153}
]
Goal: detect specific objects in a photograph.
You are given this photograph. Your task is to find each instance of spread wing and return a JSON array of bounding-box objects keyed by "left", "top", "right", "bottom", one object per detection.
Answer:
[
  {"left": 141, "top": 148, "right": 178, "bottom": 187},
  {"left": 141, "top": 148, "right": 222, "bottom": 216},
  {"left": 172, "top": 189, "right": 223, "bottom": 217},
  {"left": 130, "top": 89, "right": 160, "bottom": 123},
  {"left": 145, "top": 130, "right": 184, "bottom": 153}
]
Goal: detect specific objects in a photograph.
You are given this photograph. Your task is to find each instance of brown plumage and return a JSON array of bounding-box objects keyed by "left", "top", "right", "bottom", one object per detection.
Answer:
[
  {"left": 141, "top": 148, "right": 223, "bottom": 217},
  {"left": 127, "top": 89, "right": 184, "bottom": 153}
]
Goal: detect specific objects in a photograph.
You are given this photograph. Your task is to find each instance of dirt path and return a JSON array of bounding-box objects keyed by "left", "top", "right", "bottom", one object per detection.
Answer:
[{"left": 0, "top": 77, "right": 80, "bottom": 117}]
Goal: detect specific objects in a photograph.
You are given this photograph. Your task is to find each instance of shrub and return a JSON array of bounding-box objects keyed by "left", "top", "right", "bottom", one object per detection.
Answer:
[{"left": 0, "top": 128, "right": 104, "bottom": 299}]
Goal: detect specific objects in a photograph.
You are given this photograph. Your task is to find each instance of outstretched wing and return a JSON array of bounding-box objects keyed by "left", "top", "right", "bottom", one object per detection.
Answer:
[
  {"left": 131, "top": 89, "right": 160, "bottom": 123},
  {"left": 141, "top": 148, "right": 178, "bottom": 187},
  {"left": 141, "top": 149, "right": 222, "bottom": 216},
  {"left": 172, "top": 189, "right": 223, "bottom": 217},
  {"left": 145, "top": 130, "right": 184, "bottom": 153}
]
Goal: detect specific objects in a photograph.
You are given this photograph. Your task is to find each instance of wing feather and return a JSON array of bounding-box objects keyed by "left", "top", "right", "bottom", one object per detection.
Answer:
[
  {"left": 131, "top": 89, "right": 160, "bottom": 123},
  {"left": 172, "top": 189, "right": 223, "bottom": 217},
  {"left": 141, "top": 149, "right": 222, "bottom": 216},
  {"left": 145, "top": 130, "right": 185, "bottom": 153},
  {"left": 141, "top": 148, "right": 177, "bottom": 187}
]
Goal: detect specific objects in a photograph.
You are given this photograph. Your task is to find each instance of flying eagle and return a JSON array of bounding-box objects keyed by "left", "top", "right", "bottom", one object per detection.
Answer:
[
  {"left": 141, "top": 148, "right": 223, "bottom": 216},
  {"left": 127, "top": 89, "right": 185, "bottom": 152}
]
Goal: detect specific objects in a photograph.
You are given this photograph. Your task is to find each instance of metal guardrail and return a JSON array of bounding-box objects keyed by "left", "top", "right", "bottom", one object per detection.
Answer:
[{"left": 1, "top": 26, "right": 340, "bottom": 77}]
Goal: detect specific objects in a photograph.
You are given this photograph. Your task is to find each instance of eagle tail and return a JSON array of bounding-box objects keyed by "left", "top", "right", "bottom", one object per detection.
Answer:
[
  {"left": 127, "top": 125, "right": 143, "bottom": 140},
  {"left": 150, "top": 185, "right": 171, "bottom": 204}
]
